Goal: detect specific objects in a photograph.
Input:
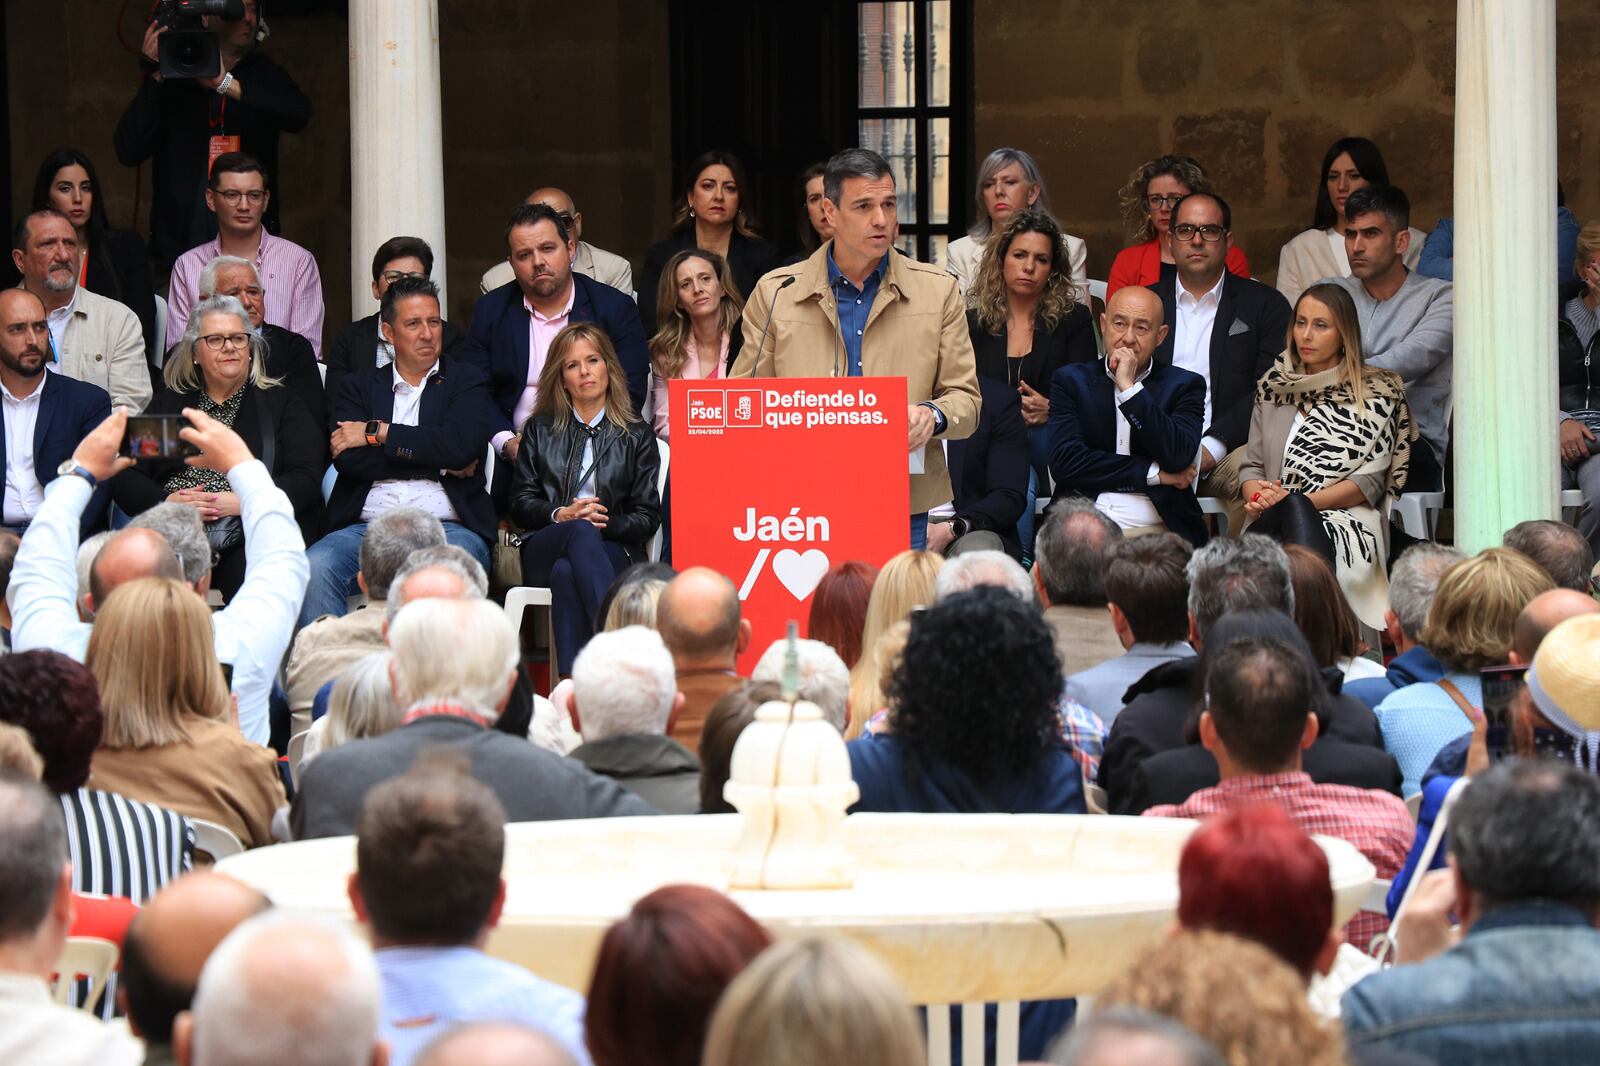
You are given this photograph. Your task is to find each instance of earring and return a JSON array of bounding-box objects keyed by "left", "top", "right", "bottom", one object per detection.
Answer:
[{"left": 689, "top": 207, "right": 696, "bottom": 219}]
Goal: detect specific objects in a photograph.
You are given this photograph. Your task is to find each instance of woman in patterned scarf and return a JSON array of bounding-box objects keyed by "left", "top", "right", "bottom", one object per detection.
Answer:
[{"left": 1238, "top": 282, "right": 1415, "bottom": 630}]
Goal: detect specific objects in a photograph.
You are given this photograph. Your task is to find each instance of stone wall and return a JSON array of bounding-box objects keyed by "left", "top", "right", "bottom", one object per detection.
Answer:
[{"left": 974, "top": 0, "right": 1600, "bottom": 285}]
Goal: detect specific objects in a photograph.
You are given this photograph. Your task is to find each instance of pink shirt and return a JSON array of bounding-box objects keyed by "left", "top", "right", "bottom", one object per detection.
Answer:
[
  {"left": 492, "top": 287, "right": 575, "bottom": 454},
  {"left": 167, "top": 229, "right": 326, "bottom": 356},
  {"left": 652, "top": 332, "right": 728, "bottom": 440}
]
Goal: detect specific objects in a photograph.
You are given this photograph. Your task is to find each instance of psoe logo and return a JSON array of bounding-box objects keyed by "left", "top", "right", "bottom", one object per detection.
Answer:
[
  {"left": 725, "top": 389, "right": 763, "bottom": 428},
  {"left": 686, "top": 390, "right": 726, "bottom": 430}
]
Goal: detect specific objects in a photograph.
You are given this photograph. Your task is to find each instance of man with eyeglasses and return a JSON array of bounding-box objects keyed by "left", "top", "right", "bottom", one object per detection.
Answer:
[
  {"left": 325, "top": 236, "right": 466, "bottom": 412},
  {"left": 167, "top": 152, "right": 324, "bottom": 357},
  {"left": 1152, "top": 193, "right": 1291, "bottom": 531},
  {"left": 10, "top": 210, "right": 150, "bottom": 414},
  {"left": 1047, "top": 285, "right": 1208, "bottom": 547},
  {"left": 479, "top": 187, "right": 634, "bottom": 299}
]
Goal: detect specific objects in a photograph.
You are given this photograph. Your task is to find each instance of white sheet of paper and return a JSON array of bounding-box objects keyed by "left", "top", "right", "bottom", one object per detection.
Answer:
[{"left": 909, "top": 446, "right": 925, "bottom": 475}]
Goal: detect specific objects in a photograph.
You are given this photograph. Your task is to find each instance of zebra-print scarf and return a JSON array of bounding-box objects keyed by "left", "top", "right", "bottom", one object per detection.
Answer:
[{"left": 1256, "top": 353, "right": 1416, "bottom": 499}]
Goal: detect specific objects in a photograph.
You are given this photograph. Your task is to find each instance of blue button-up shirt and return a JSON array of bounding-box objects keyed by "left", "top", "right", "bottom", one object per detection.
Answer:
[{"left": 827, "top": 249, "right": 887, "bottom": 377}]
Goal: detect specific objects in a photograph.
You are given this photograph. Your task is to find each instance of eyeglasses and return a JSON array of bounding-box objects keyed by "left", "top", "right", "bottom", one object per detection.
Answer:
[
  {"left": 216, "top": 189, "right": 266, "bottom": 206},
  {"left": 1144, "top": 194, "right": 1185, "bottom": 210},
  {"left": 199, "top": 333, "right": 250, "bottom": 352},
  {"left": 1172, "top": 223, "right": 1227, "bottom": 243},
  {"left": 380, "top": 270, "right": 427, "bottom": 284}
]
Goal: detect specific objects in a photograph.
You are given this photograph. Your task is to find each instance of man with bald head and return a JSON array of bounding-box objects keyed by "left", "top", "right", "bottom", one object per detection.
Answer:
[
  {"left": 417, "top": 1023, "right": 577, "bottom": 1066},
  {"left": 119, "top": 872, "right": 271, "bottom": 1066},
  {"left": 656, "top": 566, "right": 751, "bottom": 754},
  {"left": 1048, "top": 285, "right": 1208, "bottom": 546},
  {"left": 478, "top": 188, "right": 633, "bottom": 297}
]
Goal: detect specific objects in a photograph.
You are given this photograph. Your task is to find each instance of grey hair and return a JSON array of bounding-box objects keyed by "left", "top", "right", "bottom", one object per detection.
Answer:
[
  {"left": 571, "top": 626, "right": 677, "bottom": 741},
  {"left": 823, "top": 148, "right": 895, "bottom": 209},
  {"left": 0, "top": 769, "right": 68, "bottom": 942},
  {"left": 322, "top": 651, "right": 402, "bottom": 751},
  {"left": 388, "top": 598, "right": 519, "bottom": 717},
  {"left": 934, "top": 549, "right": 1035, "bottom": 604},
  {"left": 968, "top": 147, "right": 1052, "bottom": 240},
  {"left": 1388, "top": 542, "right": 1466, "bottom": 640},
  {"left": 196, "top": 254, "right": 259, "bottom": 300},
  {"left": 166, "top": 293, "right": 280, "bottom": 394},
  {"left": 1034, "top": 499, "right": 1124, "bottom": 606},
  {"left": 75, "top": 531, "right": 113, "bottom": 619},
  {"left": 385, "top": 545, "right": 489, "bottom": 626},
  {"left": 190, "top": 911, "right": 382, "bottom": 1066},
  {"left": 1046, "top": 1007, "right": 1226, "bottom": 1066},
  {"left": 751, "top": 638, "right": 850, "bottom": 732},
  {"left": 131, "top": 502, "right": 211, "bottom": 584},
  {"left": 360, "top": 508, "right": 446, "bottom": 601},
  {"left": 1504, "top": 519, "right": 1594, "bottom": 593},
  {"left": 1186, "top": 534, "right": 1294, "bottom": 643},
  {"left": 1450, "top": 759, "right": 1600, "bottom": 911}
]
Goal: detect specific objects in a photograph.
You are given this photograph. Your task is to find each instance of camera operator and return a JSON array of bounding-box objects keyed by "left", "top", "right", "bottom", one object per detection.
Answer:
[{"left": 113, "top": 0, "right": 311, "bottom": 274}]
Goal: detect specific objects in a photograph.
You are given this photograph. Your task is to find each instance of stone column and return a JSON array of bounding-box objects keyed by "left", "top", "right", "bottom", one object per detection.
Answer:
[
  {"left": 347, "top": 0, "right": 447, "bottom": 319},
  {"left": 1451, "top": 0, "right": 1558, "bottom": 552}
]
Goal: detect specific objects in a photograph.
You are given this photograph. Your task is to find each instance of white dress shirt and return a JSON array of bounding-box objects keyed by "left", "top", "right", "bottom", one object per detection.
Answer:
[
  {"left": 362, "top": 366, "right": 460, "bottom": 524},
  {"left": 575, "top": 406, "right": 607, "bottom": 498},
  {"left": 1094, "top": 358, "right": 1166, "bottom": 530},
  {"left": 8, "top": 459, "right": 309, "bottom": 744},
  {"left": 1173, "top": 271, "right": 1229, "bottom": 462},
  {"left": 0, "top": 972, "right": 143, "bottom": 1066},
  {"left": 1, "top": 377, "right": 46, "bottom": 526}
]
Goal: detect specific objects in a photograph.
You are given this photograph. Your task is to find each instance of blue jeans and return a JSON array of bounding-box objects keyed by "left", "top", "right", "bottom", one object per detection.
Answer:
[
  {"left": 910, "top": 512, "right": 928, "bottom": 550},
  {"left": 299, "top": 520, "right": 491, "bottom": 629},
  {"left": 1017, "top": 425, "right": 1052, "bottom": 558}
]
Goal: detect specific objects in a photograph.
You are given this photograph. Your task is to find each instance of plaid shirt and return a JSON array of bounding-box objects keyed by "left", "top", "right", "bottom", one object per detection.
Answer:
[
  {"left": 1058, "top": 693, "right": 1106, "bottom": 782},
  {"left": 1144, "top": 771, "right": 1415, "bottom": 953}
]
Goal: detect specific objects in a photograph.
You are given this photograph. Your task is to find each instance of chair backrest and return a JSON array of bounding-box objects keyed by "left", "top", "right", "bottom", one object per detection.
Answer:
[
  {"left": 287, "top": 730, "right": 310, "bottom": 786},
  {"left": 190, "top": 817, "right": 245, "bottom": 863},
  {"left": 52, "top": 937, "right": 119, "bottom": 1010},
  {"left": 152, "top": 294, "right": 169, "bottom": 368},
  {"left": 649, "top": 437, "right": 670, "bottom": 562},
  {"left": 1084, "top": 783, "right": 1110, "bottom": 815},
  {"left": 1405, "top": 791, "right": 1423, "bottom": 823}
]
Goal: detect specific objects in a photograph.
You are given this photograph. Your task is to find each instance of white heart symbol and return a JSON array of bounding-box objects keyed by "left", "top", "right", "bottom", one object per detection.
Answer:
[{"left": 771, "top": 548, "right": 830, "bottom": 601}]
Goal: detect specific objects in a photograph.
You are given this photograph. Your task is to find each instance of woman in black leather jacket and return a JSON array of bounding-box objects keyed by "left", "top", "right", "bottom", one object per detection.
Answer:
[
  {"left": 1559, "top": 222, "right": 1600, "bottom": 558},
  {"left": 511, "top": 322, "right": 661, "bottom": 677}
]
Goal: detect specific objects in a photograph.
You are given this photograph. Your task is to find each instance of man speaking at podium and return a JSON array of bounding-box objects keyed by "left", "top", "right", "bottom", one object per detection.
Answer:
[{"left": 732, "top": 148, "right": 980, "bottom": 549}]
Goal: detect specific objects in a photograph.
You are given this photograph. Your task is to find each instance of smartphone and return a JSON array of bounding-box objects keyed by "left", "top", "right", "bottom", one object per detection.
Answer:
[
  {"left": 122, "top": 414, "right": 200, "bottom": 461},
  {"left": 1480, "top": 663, "right": 1528, "bottom": 762}
]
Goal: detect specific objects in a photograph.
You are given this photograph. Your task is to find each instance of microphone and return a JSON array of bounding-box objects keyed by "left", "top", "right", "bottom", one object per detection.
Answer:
[{"left": 747, "top": 275, "right": 796, "bottom": 378}]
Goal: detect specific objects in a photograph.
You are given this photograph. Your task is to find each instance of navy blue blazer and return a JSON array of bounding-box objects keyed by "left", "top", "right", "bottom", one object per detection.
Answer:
[
  {"left": 1047, "top": 359, "right": 1208, "bottom": 546},
  {"left": 324, "top": 357, "right": 499, "bottom": 548},
  {"left": 947, "top": 375, "right": 1029, "bottom": 560},
  {"left": 1, "top": 372, "right": 113, "bottom": 535},
  {"left": 462, "top": 273, "right": 649, "bottom": 435}
]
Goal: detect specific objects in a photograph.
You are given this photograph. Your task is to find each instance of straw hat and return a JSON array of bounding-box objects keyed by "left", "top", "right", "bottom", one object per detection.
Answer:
[{"left": 1528, "top": 614, "right": 1600, "bottom": 769}]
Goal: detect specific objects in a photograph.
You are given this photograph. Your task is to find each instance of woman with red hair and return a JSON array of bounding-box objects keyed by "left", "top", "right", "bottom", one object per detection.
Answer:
[{"left": 807, "top": 561, "right": 879, "bottom": 670}]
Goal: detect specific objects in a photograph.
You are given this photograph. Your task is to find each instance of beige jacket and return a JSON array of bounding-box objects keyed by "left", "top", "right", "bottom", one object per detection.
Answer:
[
  {"left": 1274, "top": 226, "right": 1427, "bottom": 306},
  {"left": 284, "top": 603, "right": 388, "bottom": 722},
  {"left": 479, "top": 240, "right": 635, "bottom": 297},
  {"left": 731, "top": 243, "right": 981, "bottom": 513},
  {"left": 54, "top": 286, "right": 151, "bottom": 413}
]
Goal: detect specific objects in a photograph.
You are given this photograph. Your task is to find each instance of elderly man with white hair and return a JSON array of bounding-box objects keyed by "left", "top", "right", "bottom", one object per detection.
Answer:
[
  {"left": 173, "top": 912, "right": 385, "bottom": 1066},
  {"left": 750, "top": 638, "right": 850, "bottom": 732},
  {"left": 934, "top": 548, "right": 1036, "bottom": 603},
  {"left": 567, "top": 626, "right": 699, "bottom": 814},
  {"left": 290, "top": 597, "right": 656, "bottom": 839}
]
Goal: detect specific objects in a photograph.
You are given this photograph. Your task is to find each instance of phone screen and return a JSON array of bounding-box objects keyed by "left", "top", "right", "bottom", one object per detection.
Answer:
[
  {"left": 1480, "top": 663, "right": 1528, "bottom": 762},
  {"left": 122, "top": 414, "right": 201, "bottom": 461}
]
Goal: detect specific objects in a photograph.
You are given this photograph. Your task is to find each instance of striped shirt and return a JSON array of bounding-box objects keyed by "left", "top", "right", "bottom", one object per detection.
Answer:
[{"left": 60, "top": 788, "right": 194, "bottom": 1017}]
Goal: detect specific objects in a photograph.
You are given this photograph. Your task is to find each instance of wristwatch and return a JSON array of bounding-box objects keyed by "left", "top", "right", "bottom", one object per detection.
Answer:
[
  {"left": 57, "top": 459, "right": 98, "bottom": 489},
  {"left": 215, "top": 71, "right": 235, "bottom": 96},
  {"left": 949, "top": 517, "right": 970, "bottom": 539},
  {"left": 365, "top": 420, "right": 381, "bottom": 447}
]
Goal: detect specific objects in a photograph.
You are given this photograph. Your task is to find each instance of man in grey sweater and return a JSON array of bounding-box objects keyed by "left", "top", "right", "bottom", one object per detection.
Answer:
[{"left": 1324, "top": 184, "right": 1453, "bottom": 491}]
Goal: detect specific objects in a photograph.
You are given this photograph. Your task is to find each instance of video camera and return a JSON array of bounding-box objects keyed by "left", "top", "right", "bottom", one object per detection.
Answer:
[{"left": 153, "top": 0, "right": 247, "bottom": 80}]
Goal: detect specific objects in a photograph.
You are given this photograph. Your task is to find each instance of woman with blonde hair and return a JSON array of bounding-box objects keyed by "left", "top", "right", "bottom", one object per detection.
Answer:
[
  {"left": 1107, "top": 154, "right": 1250, "bottom": 298},
  {"left": 845, "top": 550, "right": 942, "bottom": 738},
  {"left": 648, "top": 249, "right": 745, "bottom": 440},
  {"left": 85, "top": 577, "right": 285, "bottom": 848},
  {"left": 1375, "top": 548, "right": 1556, "bottom": 795},
  {"left": 299, "top": 651, "right": 400, "bottom": 766},
  {"left": 946, "top": 147, "right": 1089, "bottom": 304},
  {"left": 511, "top": 322, "right": 662, "bottom": 678},
  {"left": 1239, "top": 282, "right": 1415, "bottom": 632},
  {"left": 702, "top": 937, "right": 925, "bottom": 1066}
]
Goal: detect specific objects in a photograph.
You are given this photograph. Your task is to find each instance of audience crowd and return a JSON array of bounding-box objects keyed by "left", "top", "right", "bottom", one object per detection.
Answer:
[{"left": 5, "top": 10, "right": 1600, "bottom": 1065}]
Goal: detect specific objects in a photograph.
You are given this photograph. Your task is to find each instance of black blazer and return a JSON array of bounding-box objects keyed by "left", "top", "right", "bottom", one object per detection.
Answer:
[
  {"left": 85, "top": 228, "right": 159, "bottom": 362},
  {"left": 967, "top": 304, "right": 1098, "bottom": 396},
  {"left": 1152, "top": 271, "right": 1290, "bottom": 451},
  {"left": 110, "top": 381, "right": 326, "bottom": 540},
  {"left": 323, "top": 312, "right": 465, "bottom": 417},
  {"left": 1122, "top": 738, "right": 1404, "bottom": 815},
  {"left": 509, "top": 413, "right": 661, "bottom": 564},
  {"left": 637, "top": 229, "right": 782, "bottom": 339},
  {"left": 0, "top": 372, "right": 113, "bottom": 535},
  {"left": 462, "top": 273, "right": 650, "bottom": 431},
  {"left": 325, "top": 357, "right": 499, "bottom": 547},
  {"left": 947, "top": 375, "right": 1028, "bottom": 560},
  {"left": 1047, "top": 360, "right": 1208, "bottom": 546},
  {"left": 260, "top": 323, "right": 327, "bottom": 432}
]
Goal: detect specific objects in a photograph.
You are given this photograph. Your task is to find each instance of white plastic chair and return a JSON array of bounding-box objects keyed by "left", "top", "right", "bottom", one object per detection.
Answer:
[
  {"left": 1086, "top": 279, "right": 1108, "bottom": 305},
  {"left": 1197, "top": 495, "right": 1230, "bottom": 536},
  {"left": 1405, "top": 791, "right": 1423, "bottom": 823},
  {"left": 1392, "top": 491, "right": 1445, "bottom": 539},
  {"left": 53, "top": 937, "right": 119, "bottom": 1011},
  {"left": 287, "top": 730, "right": 310, "bottom": 786},
  {"left": 1560, "top": 488, "right": 1583, "bottom": 521},
  {"left": 190, "top": 817, "right": 245, "bottom": 863},
  {"left": 1084, "top": 784, "right": 1110, "bottom": 815},
  {"left": 1359, "top": 877, "right": 1393, "bottom": 915},
  {"left": 152, "top": 294, "right": 169, "bottom": 368}
]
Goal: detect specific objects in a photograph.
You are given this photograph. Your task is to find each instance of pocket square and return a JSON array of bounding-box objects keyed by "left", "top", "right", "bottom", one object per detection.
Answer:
[{"left": 1227, "top": 318, "right": 1251, "bottom": 337}]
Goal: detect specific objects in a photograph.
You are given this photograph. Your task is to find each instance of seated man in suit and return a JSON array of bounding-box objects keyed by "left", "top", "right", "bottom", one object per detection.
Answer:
[
  {"left": 0, "top": 290, "right": 113, "bottom": 536},
  {"left": 324, "top": 236, "right": 465, "bottom": 407},
  {"left": 1153, "top": 192, "right": 1290, "bottom": 530},
  {"left": 463, "top": 203, "right": 648, "bottom": 489},
  {"left": 927, "top": 373, "right": 1029, "bottom": 560},
  {"left": 300, "top": 276, "right": 497, "bottom": 629},
  {"left": 191, "top": 255, "right": 326, "bottom": 428},
  {"left": 1048, "top": 285, "right": 1207, "bottom": 546}
]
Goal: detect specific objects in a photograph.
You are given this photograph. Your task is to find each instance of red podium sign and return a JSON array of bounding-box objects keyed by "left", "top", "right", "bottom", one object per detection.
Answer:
[{"left": 670, "top": 377, "right": 910, "bottom": 671}]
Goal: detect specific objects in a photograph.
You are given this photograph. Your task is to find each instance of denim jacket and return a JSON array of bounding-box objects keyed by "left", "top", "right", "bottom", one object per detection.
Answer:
[{"left": 1343, "top": 901, "right": 1600, "bottom": 1064}]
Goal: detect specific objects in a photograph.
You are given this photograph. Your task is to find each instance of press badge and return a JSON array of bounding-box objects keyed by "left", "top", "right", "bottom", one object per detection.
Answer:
[{"left": 208, "top": 135, "right": 242, "bottom": 174}]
